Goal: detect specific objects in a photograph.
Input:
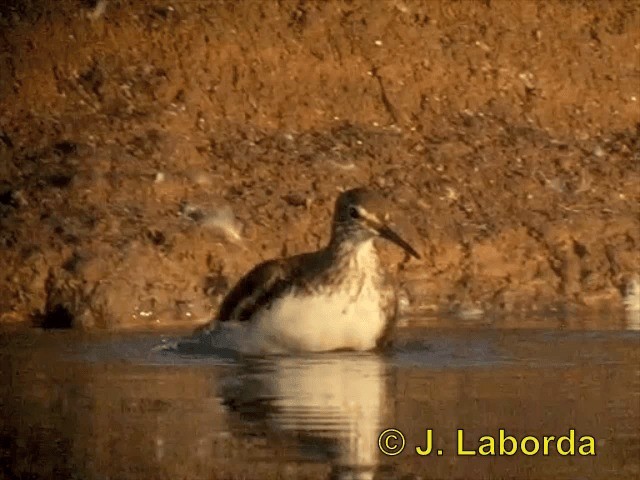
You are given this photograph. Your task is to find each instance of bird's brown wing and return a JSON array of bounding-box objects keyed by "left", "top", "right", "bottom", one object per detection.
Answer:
[{"left": 215, "top": 258, "right": 295, "bottom": 323}]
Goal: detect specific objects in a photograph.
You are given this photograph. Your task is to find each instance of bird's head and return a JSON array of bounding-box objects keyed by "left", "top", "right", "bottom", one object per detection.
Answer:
[{"left": 332, "top": 187, "right": 420, "bottom": 259}]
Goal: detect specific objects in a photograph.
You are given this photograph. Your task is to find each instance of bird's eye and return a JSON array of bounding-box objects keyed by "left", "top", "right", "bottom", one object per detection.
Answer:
[{"left": 349, "top": 206, "right": 360, "bottom": 219}]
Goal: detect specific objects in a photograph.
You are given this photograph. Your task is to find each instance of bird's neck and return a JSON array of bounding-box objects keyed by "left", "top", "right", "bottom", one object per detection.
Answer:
[{"left": 327, "top": 237, "right": 381, "bottom": 276}]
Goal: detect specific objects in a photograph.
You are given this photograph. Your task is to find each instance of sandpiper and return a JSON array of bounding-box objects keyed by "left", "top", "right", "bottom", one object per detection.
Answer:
[{"left": 199, "top": 187, "right": 421, "bottom": 354}]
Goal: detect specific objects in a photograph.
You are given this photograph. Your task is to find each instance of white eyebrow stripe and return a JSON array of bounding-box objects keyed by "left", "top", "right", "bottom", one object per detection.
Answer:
[{"left": 358, "top": 207, "right": 380, "bottom": 224}]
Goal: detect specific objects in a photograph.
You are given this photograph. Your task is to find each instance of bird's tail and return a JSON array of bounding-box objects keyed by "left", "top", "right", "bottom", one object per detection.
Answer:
[
  {"left": 150, "top": 318, "right": 217, "bottom": 354},
  {"left": 151, "top": 319, "right": 240, "bottom": 355}
]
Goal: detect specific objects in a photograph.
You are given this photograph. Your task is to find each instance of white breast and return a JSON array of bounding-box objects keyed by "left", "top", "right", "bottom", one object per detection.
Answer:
[{"left": 243, "top": 241, "right": 388, "bottom": 354}]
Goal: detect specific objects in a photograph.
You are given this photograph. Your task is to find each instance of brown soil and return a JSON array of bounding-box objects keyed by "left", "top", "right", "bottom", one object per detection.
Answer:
[{"left": 0, "top": 0, "right": 638, "bottom": 329}]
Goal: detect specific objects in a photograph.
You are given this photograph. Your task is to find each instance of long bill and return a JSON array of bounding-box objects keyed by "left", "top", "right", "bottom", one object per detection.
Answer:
[{"left": 377, "top": 224, "right": 421, "bottom": 259}]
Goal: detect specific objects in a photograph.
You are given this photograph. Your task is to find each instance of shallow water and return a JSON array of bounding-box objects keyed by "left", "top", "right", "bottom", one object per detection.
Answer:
[{"left": 1, "top": 316, "right": 638, "bottom": 480}]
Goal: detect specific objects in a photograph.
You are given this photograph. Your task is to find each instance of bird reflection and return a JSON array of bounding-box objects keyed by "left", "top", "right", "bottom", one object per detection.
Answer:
[{"left": 219, "top": 354, "right": 390, "bottom": 480}]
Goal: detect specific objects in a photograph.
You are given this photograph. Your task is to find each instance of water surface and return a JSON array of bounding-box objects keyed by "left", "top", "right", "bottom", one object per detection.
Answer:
[{"left": 1, "top": 315, "right": 638, "bottom": 479}]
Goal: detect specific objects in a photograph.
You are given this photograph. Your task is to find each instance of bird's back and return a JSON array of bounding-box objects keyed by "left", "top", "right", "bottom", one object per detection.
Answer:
[{"left": 211, "top": 250, "right": 325, "bottom": 325}]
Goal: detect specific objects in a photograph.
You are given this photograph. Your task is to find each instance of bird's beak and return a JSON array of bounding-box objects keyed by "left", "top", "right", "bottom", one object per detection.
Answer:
[{"left": 376, "top": 224, "right": 421, "bottom": 259}]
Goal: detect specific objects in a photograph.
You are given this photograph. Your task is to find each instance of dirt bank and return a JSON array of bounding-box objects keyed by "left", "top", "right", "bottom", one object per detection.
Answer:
[{"left": 0, "top": 0, "right": 638, "bottom": 329}]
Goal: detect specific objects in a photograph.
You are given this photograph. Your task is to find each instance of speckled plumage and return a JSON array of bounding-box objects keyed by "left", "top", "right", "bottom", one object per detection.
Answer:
[{"left": 200, "top": 188, "right": 420, "bottom": 354}]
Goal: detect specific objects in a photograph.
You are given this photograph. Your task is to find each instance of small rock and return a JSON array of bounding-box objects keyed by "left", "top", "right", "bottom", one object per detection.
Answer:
[
  {"left": 593, "top": 145, "right": 606, "bottom": 158},
  {"left": 475, "top": 40, "right": 491, "bottom": 52},
  {"left": 518, "top": 71, "right": 535, "bottom": 90},
  {"left": 282, "top": 193, "right": 308, "bottom": 207},
  {"left": 444, "top": 186, "right": 458, "bottom": 201}
]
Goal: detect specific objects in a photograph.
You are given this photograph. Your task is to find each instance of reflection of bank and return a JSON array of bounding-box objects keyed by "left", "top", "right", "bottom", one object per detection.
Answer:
[
  {"left": 1, "top": 346, "right": 238, "bottom": 480},
  {"left": 219, "top": 354, "right": 390, "bottom": 480}
]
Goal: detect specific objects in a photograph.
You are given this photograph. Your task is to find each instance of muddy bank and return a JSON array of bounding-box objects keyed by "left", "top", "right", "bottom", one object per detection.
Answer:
[{"left": 0, "top": 0, "right": 638, "bottom": 328}]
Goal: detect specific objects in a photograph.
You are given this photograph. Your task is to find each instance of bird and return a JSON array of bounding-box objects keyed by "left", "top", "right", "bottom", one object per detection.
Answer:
[{"left": 197, "top": 187, "right": 421, "bottom": 354}]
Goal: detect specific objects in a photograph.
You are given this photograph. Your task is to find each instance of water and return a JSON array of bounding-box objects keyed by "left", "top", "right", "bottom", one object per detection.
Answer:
[{"left": 0, "top": 316, "right": 638, "bottom": 480}]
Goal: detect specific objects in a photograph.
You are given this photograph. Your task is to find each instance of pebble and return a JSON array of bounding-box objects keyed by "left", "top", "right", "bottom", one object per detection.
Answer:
[
  {"left": 593, "top": 145, "right": 606, "bottom": 158},
  {"left": 282, "top": 193, "right": 308, "bottom": 208}
]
